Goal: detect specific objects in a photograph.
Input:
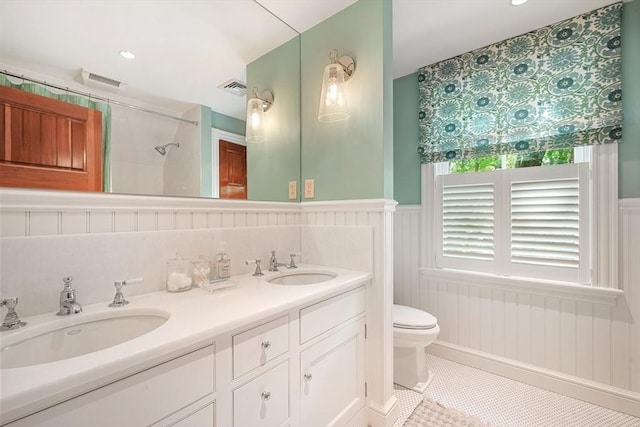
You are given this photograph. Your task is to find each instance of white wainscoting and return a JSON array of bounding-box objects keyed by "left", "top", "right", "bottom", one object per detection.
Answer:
[
  {"left": 301, "top": 199, "right": 398, "bottom": 427},
  {"left": 0, "top": 189, "right": 302, "bottom": 316},
  {"left": 393, "top": 200, "right": 640, "bottom": 415},
  {"left": 0, "top": 188, "right": 300, "bottom": 238}
]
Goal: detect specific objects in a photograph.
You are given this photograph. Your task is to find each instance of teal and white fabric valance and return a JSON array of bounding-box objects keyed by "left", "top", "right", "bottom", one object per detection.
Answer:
[{"left": 417, "top": 2, "right": 623, "bottom": 164}]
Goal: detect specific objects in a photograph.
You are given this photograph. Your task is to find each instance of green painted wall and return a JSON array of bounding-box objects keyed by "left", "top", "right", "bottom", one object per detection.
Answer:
[
  {"left": 300, "top": 0, "right": 393, "bottom": 201},
  {"left": 212, "top": 111, "right": 245, "bottom": 136},
  {"left": 393, "top": 73, "right": 421, "bottom": 204},
  {"left": 392, "top": 0, "right": 640, "bottom": 203},
  {"left": 620, "top": 0, "right": 640, "bottom": 198},
  {"left": 247, "top": 37, "right": 301, "bottom": 202}
]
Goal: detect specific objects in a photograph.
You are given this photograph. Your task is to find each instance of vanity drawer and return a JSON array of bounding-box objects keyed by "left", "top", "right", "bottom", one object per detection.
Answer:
[
  {"left": 300, "top": 286, "right": 365, "bottom": 343},
  {"left": 7, "top": 344, "right": 215, "bottom": 427},
  {"left": 233, "top": 315, "right": 289, "bottom": 379},
  {"left": 233, "top": 360, "right": 289, "bottom": 427}
]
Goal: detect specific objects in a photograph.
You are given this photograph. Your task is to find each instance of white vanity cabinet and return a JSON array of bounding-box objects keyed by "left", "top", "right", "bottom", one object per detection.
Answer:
[
  {"left": 6, "top": 344, "right": 216, "bottom": 427},
  {"left": 4, "top": 281, "right": 368, "bottom": 427}
]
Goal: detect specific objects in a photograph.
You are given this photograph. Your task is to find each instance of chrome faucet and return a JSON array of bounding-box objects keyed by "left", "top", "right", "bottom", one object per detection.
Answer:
[
  {"left": 0, "top": 297, "right": 27, "bottom": 330},
  {"left": 57, "top": 276, "right": 82, "bottom": 316},
  {"left": 268, "top": 251, "right": 301, "bottom": 271},
  {"left": 268, "top": 251, "right": 288, "bottom": 272}
]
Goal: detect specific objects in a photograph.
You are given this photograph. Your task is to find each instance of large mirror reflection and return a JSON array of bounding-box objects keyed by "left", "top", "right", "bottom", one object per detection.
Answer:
[{"left": 0, "top": 0, "right": 301, "bottom": 202}]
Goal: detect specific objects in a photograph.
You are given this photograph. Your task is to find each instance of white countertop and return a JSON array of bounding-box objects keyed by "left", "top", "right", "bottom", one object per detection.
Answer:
[{"left": 0, "top": 265, "right": 372, "bottom": 424}]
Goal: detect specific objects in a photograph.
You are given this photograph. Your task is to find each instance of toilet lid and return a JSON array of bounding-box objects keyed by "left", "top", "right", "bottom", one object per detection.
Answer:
[{"left": 393, "top": 304, "right": 438, "bottom": 329}]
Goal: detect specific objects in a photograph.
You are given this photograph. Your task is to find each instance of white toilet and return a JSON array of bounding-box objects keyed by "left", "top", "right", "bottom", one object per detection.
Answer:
[{"left": 393, "top": 304, "right": 440, "bottom": 393}]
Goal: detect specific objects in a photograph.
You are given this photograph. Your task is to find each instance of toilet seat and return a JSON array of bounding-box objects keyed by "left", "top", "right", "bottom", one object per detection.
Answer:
[{"left": 393, "top": 304, "right": 437, "bottom": 330}]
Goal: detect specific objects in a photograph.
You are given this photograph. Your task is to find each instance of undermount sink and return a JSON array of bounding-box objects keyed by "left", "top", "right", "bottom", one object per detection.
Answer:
[
  {"left": 267, "top": 270, "right": 337, "bottom": 286},
  {"left": 0, "top": 309, "right": 169, "bottom": 369}
]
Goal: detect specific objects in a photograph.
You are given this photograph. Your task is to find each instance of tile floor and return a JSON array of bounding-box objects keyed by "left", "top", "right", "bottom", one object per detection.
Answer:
[{"left": 393, "top": 354, "right": 640, "bottom": 427}]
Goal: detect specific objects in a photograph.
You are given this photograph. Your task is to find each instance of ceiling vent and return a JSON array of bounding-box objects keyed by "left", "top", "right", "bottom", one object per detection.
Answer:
[
  {"left": 218, "top": 79, "right": 247, "bottom": 96},
  {"left": 76, "top": 69, "right": 123, "bottom": 92}
]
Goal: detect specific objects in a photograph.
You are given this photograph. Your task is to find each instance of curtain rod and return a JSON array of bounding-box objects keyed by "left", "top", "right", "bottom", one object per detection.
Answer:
[{"left": 1, "top": 70, "right": 199, "bottom": 127}]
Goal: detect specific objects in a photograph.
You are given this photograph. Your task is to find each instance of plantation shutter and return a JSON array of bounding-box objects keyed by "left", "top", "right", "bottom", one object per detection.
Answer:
[
  {"left": 437, "top": 173, "right": 497, "bottom": 273},
  {"left": 508, "top": 163, "right": 589, "bottom": 283},
  {"left": 511, "top": 179, "right": 579, "bottom": 268},
  {"left": 435, "top": 163, "right": 589, "bottom": 283}
]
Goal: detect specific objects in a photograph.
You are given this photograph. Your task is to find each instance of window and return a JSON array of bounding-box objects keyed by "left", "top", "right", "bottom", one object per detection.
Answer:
[{"left": 431, "top": 148, "right": 593, "bottom": 285}]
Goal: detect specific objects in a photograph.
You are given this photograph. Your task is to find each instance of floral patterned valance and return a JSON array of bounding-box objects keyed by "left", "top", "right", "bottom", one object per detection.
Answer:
[{"left": 418, "top": 2, "right": 623, "bottom": 164}]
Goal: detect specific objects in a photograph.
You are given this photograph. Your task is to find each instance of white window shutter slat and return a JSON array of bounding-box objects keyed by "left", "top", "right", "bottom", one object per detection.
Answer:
[{"left": 442, "top": 183, "right": 495, "bottom": 262}]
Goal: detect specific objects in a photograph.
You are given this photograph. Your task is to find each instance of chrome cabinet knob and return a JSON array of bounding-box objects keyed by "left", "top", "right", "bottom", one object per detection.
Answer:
[
  {"left": 304, "top": 372, "right": 312, "bottom": 381},
  {"left": 261, "top": 391, "right": 271, "bottom": 400},
  {"left": 261, "top": 340, "right": 271, "bottom": 350}
]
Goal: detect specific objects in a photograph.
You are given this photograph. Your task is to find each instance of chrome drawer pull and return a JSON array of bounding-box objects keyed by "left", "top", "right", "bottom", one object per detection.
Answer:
[
  {"left": 261, "top": 391, "right": 271, "bottom": 400},
  {"left": 261, "top": 340, "right": 271, "bottom": 350},
  {"left": 304, "top": 372, "right": 312, "bottom": 381}
]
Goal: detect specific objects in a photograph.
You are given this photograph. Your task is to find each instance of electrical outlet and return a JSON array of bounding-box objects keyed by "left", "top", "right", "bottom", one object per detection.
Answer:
[
  {"left": 304, "top": 179, "right": 315, "bottom": 199},
  {"left": 288, "top": 181, "right": 297, "bottom": 200}
]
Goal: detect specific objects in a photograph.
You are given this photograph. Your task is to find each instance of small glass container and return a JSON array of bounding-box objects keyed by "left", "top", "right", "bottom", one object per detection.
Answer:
[
  {"left": 166, "top": 252, "right": 193, "bottom": 292},
  {"left": 192, "top": 255, "right": 211, "bottom": 288}
]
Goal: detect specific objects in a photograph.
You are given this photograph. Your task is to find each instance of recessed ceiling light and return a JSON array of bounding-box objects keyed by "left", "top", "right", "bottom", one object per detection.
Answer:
[
  {"left": 511, "top": 0, "right": 529, "bottom": 5},
  {"left": 119, "top": 50, "right": 136, "bottom": 59}
]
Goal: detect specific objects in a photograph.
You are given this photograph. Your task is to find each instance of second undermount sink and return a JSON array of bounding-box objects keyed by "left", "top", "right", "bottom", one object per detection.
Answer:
[
  {"left": 267, "top": 270, "right": 337, "bottom": 286},
  {"left": 0, "top": 309, "right": 169, "bottom": 369}
]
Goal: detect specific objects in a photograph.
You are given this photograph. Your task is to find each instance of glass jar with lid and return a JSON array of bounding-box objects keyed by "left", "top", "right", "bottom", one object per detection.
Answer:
[
  {"left": 192, "top": 254, "right": 212, "bottom": 288},
  {"left": 166, "top": 252, "right": 193, "bottom": 292}
]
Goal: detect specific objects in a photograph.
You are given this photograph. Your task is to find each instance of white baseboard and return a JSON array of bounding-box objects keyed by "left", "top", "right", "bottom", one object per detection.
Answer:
[
  {"left": 368, "top": 395, "right": 399, "bottom": 427},
  {"left": 428, "top": 341, "right": 640, "bottom": 418}
]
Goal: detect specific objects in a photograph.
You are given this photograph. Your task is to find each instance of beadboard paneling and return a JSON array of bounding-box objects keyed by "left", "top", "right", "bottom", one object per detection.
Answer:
[
  {"left": 0, "top": 188, "right": 302, "bottom": 317},
  {"left": 393, "top": 206, "right": 420, "bottom": 307},
  {"left": 0, "top": 189, "right": 301, "bottom": 237},
  {"left": 301, "top": 199, "right": 397, "bottom": 424},
  {"left": 393, "top": 201, "right": 640, "bottom": 398}
]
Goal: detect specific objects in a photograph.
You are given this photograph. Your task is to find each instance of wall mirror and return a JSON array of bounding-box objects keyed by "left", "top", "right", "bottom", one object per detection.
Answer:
[{"left": 0, "top": 0, "right": 301, "bottom": 202}]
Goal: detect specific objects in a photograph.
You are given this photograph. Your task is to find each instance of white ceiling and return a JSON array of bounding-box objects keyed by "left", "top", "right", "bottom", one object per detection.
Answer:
[
  {"left": 0, "top": 0, "right": 623, "bottom": 120},
  {"left": 392, "top": 0, "right": 622, "bottom": 79}
]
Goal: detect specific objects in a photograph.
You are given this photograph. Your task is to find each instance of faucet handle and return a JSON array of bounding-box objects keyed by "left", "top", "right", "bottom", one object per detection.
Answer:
[
  {"left": 62, "top": 276, "right": 73, "bottom": 289},
  {"left": 0, "top": 297, "right": 27, "bottom": 330},
  {"left": 109, "top": 278, "right": 142, "bottom": 307},
  {"left": 245, "top": 259, "right": 264, "bottom": 276},
  {"left": 288, "top": 253, "right": 302, "bottom": 269}
]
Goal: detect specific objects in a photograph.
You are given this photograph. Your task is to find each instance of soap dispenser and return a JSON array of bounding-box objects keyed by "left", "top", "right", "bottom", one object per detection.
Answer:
[{"left": 216, "top": 242, "right": 231, "bottom": 281}]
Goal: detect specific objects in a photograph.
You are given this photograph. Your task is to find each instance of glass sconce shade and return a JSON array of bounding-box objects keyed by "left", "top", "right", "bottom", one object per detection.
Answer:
[
  {"left": 318, "top": 62, "right": 349, "bottom": 122},
  {"left": 246, "top": 96, "right": 266, "bottom": 143}
]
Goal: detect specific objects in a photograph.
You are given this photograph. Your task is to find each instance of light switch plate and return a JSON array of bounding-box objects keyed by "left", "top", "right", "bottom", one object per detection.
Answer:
[
  {"left": 304, "top": 179, "right": 315, "bottom": 199},
  {"left": 288, "top": 181, "right": 297, "bottom": 200}
]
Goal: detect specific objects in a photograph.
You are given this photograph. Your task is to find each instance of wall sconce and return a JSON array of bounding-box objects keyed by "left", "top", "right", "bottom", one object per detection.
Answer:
[
  {"left": 245, "top": 88, "right": 274, "bottom": 143},
  {"left": 318, "top": 49, "right": 355, "bottom": 122}
]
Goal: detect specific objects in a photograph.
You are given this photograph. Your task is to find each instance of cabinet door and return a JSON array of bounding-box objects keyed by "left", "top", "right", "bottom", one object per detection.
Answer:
[{"left": 300, "top": 319, "right": 365, "bottom": 427}]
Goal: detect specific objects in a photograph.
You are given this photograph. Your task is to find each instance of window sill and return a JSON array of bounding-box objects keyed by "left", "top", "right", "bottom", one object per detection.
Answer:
[{"left": 419, "top": 268, "right": 622, "bottom": 306}]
